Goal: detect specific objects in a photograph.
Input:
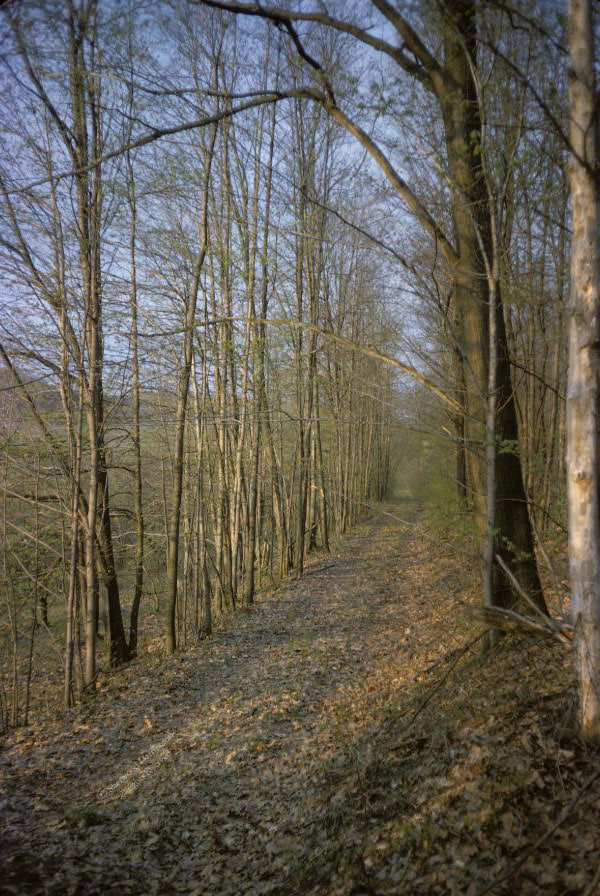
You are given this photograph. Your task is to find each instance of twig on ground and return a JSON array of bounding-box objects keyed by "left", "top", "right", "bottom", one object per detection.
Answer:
[
  {"left": 398, "top": 632, "right": 486, "bottom": 735},
  {"left": 303, "top": 563, "right": 336, "bottom": 578}
]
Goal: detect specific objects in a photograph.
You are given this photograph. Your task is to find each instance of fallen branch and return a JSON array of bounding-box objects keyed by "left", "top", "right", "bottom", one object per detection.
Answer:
[
  {"left": 466, "top": 604, "right": 572, "bottom": 644},
  {"left": 495, "top": 554, "right": 552, "bottom": 624}
]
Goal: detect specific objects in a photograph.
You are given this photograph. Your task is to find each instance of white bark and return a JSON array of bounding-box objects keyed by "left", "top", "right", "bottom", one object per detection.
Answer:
[{"left": 567, "top": 0, "right": 600, "bottom": 743}]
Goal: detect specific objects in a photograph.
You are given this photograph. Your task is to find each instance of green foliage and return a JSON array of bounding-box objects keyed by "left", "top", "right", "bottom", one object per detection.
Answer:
[
  {"left": 423, "top": 483, "right": 476, "bottom": 541},
  {"left": 391, "top": 410, "right": 475, "bottom": 540},
  {"left": 497, "top": 438, "right": 520, "bottom": 456}
]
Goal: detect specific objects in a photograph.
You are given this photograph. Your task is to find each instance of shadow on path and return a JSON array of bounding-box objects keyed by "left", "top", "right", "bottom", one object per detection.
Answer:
[{"left": 1, "top": 502, "right": 465, "bottom": 896}]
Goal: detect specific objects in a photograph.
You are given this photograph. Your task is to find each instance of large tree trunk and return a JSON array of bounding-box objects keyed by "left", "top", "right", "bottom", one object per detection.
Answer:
[
  {"left": 440, "top": 0, "right": 545, "bottom": 611},
  {"left": 567, "top": 0, "right": 600, "bottom": 744}
]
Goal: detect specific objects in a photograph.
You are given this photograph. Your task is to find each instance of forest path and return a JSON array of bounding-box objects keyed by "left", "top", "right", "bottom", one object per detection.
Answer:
[{"left": 2, "top": 502, "right": 469, "bottom": 896}]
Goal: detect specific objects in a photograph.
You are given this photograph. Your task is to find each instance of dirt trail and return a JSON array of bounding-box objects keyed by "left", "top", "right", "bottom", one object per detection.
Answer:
[
  {"left": 2, "top": 506, "right": 596, "bottom": 896},
  {"left": 2, "top": 503, "right": 466, "bottom": 895}
]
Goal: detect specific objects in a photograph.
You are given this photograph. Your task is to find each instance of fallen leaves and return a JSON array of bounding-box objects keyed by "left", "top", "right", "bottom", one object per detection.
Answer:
[{"left": 0, "top": 506, "right": 598, "bottom": 895}]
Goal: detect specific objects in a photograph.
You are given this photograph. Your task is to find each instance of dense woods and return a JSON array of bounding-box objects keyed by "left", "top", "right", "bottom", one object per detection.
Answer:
[
  {"left": 1, "top": 0, "right": 600, "bottom": 799},
  {"left": 2, "top": 1, "right": 600, "bottom": 892},
  {"left": 1, "top": 0, "right": 398, "bottom": 714}
]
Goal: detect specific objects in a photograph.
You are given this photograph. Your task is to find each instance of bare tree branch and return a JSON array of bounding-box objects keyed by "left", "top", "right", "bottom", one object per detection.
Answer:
[{"left": 3, "top": 89, "right": 321, "bottom": 196}]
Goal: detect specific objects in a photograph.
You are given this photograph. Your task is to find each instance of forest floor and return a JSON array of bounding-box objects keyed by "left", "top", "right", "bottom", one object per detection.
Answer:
[{"left": 1, "top": 503, "right": 600, "bottom": 896}]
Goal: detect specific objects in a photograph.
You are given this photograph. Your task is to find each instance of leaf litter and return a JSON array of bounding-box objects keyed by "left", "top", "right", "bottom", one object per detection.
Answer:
[{"left": 0, "top": 504, "right": 599, "bottom": 895}]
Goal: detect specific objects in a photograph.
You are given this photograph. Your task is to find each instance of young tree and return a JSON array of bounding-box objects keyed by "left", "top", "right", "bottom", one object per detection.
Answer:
[{"left": 164, "top": 120, "right": 218, "bottom": 653}]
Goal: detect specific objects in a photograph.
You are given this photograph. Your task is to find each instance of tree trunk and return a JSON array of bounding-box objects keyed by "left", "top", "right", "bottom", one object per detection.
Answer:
[
  {"left": 440, "top": 0, "right": 545, "bottom": 611},
  {"left": 165, "top": 123, "right": 217, "bottom": 653},
  {"left": 567, "top": 0, "right": 600, "bottom": 744},
  {"left": 125, "top": 129, "right": 144, "bottom": 658}
]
